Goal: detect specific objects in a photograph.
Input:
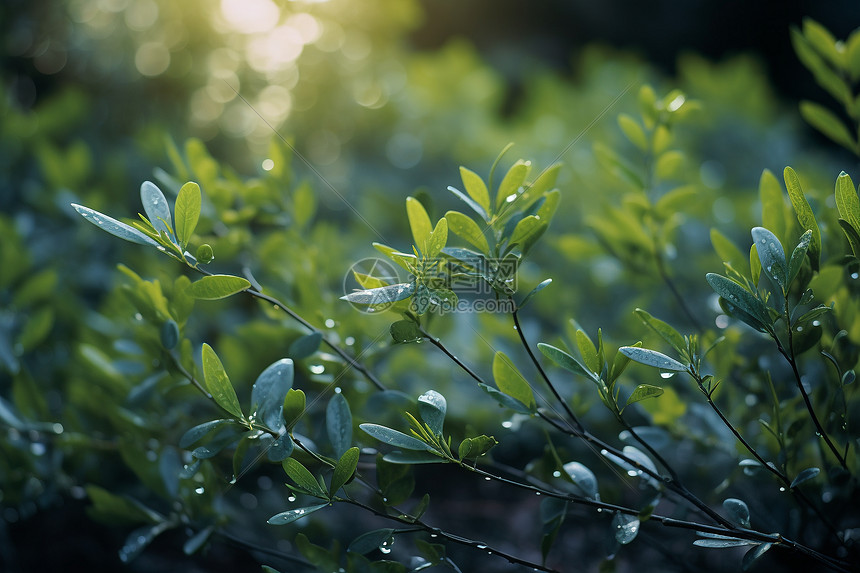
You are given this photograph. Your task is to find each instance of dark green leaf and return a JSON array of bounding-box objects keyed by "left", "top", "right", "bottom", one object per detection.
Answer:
[
  {"left": 196, "top": 243, "right": 214, "bottom": 264},
  {"left": 457, "top": 435, "right": 497, "bottom": 460},
  {"left": 561, "top": 461, "right": 598, "bottom": 500},
  {"left": 790, "top": 467, "right": 820, "bottom": 489},
  {"left": 743, "top": 543, "right": 772, "bottom": 571},
  {"left": 267, "top": 503, "right": 328, "bottom": 525},
  {"left": 693, "top": 537, "right": 757, "bottom": 548},
  {"left": 723, "top": 498, "right": 751, "bottom": 528},
  {"left": 619, "top": 347, "right": 687, "bottom": 372},
  {"left": 174, "top": 181, "right": 201, "bottom": 249},
  {"left": 86, "top": 485, "right": 161, "bottom": 525},
  {"left": 417, "top": 390, "right": 446, "bottom": 436},
  {"left": 179, "top": 419, "right": 235, "bottom": 449},
  {"left": 382, "top": 450, "right": 445, "bottom": 464},
  {"left": 201, "top": 344, "right": 243, "bottom": 419},
  {"left": 183, "top": 525, "right": 214, "bottom": 555},
  {"left": 360, "top": 424, "right": 433, "bottom": 451},
  {"left": 706, "top": 273, "right": 770, "bottom": 330},
  {"left": 326, "top": 392, "right": 353, "bottom": 457},
  {"left": 390, "top": 320, "right": 423, "bottom": 343},
  {"left": 751, "top": 227, "right": 786, "bottom": 290},
  {"left": 188, "top": 275, "right": 251, "bottom": 300},
  {"left": 348, "top": 528, "right": 397, "bottom": 555},
  {"left": 72, "top": 204, "right": 160, "bottom": 247},
  {"left": 838, "top": 219, "right": 860, "bottom": 256},
  {"left": 330, "top": 447, "right": 360, "bottom": 496},
  {"left": 251, "top": 358, "right": 293, "bottom": 432},
  {"left": 289, "top": 332, "right": 322, "bottom": 359}
]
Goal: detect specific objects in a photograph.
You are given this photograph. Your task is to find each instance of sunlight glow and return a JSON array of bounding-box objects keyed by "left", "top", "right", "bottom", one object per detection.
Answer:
[{"left": 220, "top": 0, "right": 280, "bottom": 34}]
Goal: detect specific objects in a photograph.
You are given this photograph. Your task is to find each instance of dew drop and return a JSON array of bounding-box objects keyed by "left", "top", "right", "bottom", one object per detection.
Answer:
[
  {"left": 552, "top": 470, "right": 561, "bottom": 478},
  {"left": 501, "top": 421, "right": 513, "bottom": 429},
  {"left": 325, "top": 319, "right": 336, "bottom": 328},
  {"left": 796, "top": 326, "right": 803, "bottom": 332},
  {"left": 812, "top": 320, "right": 821, "bottom": 327},
  {"left": 476, "top": 544, "right": 488, "bottom": 550},
  {"left": 484, "top": 476, "right": 491, "bottom": 481},
  {"left": 309, "top": 364, "right": 325, "bottom": 374},
  {"left": 535, "top": 491, "right": 541, "bottom": 496},
  {"left": 195, "top": 487, "right": 205, "bottom": 494},
  {"left": 345, "top": 336, "right": 355, "bottom": 345},
  {"left": 288, "top": 495, "right": 296, "bottom": 502},
  {"left": 852, "top": 272, "right": 859, "bottom": 280},
  {"left": 779, "top": 487, "right": 786, "bottom": 492},
  {"left": 660, "top": 371, "right": 675, "bottom": 379}
]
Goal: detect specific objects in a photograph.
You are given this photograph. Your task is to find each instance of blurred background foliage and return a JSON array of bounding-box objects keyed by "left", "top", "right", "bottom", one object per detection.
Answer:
[{"left": 1, "top": 0, "right": 859, "bottom": 571}]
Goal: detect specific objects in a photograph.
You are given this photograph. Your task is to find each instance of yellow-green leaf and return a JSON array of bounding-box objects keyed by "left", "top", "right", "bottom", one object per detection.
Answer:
[
  {"left": 618, "top": 114, "right": 649, "bottom": 151},
  {"left": 175, "top": 181, "right": 201, "bottom": 249},
  {"left": 445, "top": 211, "right": 490, "bottom": 254},
  {"left": 406, "top": 197, "right": 432, "bottom": 254},
  {"left": 835, "top": 171, "right": 860, "bottom": 232},
  {"left": 459, "top": 166, "right": 491, "bottom": 215},
  {"left": 759, "top": 169, "right": 786, "bottom": 242},
  {"left": 784, "top": 167, "right": 821, "bottom": 271},
  {"left": 188, "top": 275, "right": 250, "bottom": 300},
  {"left": 201, "top": 343, "right": 243, "bottom": 419},
  {"left": 799, "top": 101, "right": 856, "bottom": 152},
  {"left": 492, "top": 351, "right": 535, "bottom": 409}
]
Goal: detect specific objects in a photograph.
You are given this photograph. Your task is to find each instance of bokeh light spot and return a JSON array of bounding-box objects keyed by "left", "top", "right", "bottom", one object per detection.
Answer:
[
  {"left": 220, "top": 0, "right": 280, "bottom": 34},
  {"left": 135, "top": 42, "right": 170, "bottom": 76}
]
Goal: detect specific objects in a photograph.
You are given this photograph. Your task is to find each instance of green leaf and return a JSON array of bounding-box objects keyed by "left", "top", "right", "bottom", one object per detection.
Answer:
[
  {"left": 507, "top": 215, "right": 542, "bottom": 250},
  {"left": 790, "top": 467, "right": 820, "bottom": 489},
  {"left": 800, "top": 101, "right": 856, "bottom": 151},
  {"left": 348, "top": 528, "right": 397, "bottom": 555},
  {"left": 283, "top": 388, "right": 306, "bottom": 430},
  {"left": 575, "top": 330, "right": 599, "bottom": 374},
  {"left": 693, "top": 537, "right": 757, "bottom": 548},
  {"left": 389, "top": 320, "right": 422, "bottom": 343},
  {"left": 86, "top": 485, "right": 161, "bottom": 525},
  {"left": 835, "top": 171, "right": 860, "bottom": 232},
  {"left": 188, "top": 275, "right": 250, "bottom": 300},
  {"left": 446, "top": 185, "right": 488, "bottom": 222},
  {"left": 838, "top": 219, "right": 860, "bottom": 256},
  {"left": 633, "top": 309, "right": 686, "bottom": 354},
  {"left": 619, "top": 347, "right": 687, "bottom": 372},
  {"left": 183, "top": 526, "right": 214, "bottom": 555},
  {"left": 72, "top": 204, "right": 160, "bottom": 247},
  {"left": 359, "top": 424, "right": 433, "bottom": 452},
  {"left": 425, "top": 217, "right": 448, "bottom": 258},
  {"left": 195, "top": 243, "right": 214, "bottom": 264},
  {"left": 326, "top": 392, "right": 353, "bottom": 457},
  {"left": 492, "top": 351, "right": 535, "bottom": 409},
  {"left": 848, "top": 28, "right": 860, "bottom": 81},
  {"left": 705, "top": 273, "right": 770, "bottom": 331},
  {"left": 140, "top": 181, "right": 173, "bottom": 237},
  {"left": 537, "top": 189, "right": 561, "bottom": 222},
  {"left": 562, "top": 461, "right": 599, "bottom": 499},
  {"left": 625, "top": 384, "right": 664, "bottom": 407},
  {"left": 406, "top": 197, "right": 433, "bottom": 254},
  {"left": 618, "top": 113, "right": 648, "bottom": 151},
  {"left": 537, "top": 343, "right": 599, "bottom": 382},
  {"left": 201, "top": 344, "right": 243, "bottom": 419},
  {"left": 330, "top": 447, "right": 360, "bottom": 496},
  {"left": 417, "top": 390, "right": 446, "bottom": 436},
  {"left": 788, "top": 230, "right": 813, "bottom": 285},
  {"left": 445, "top": 211, "right": 490, "bottom": 254},
  {"left": 784, "top": 167, "right": 821, "bottom": 271},
  {"left": 495, "top": 160, "right": 530, "bottom": 211},
  {"left": 251, "top": 359, "right": 293, "bottom": 432},
  {"left": 478, "top": 383, "right": 533, "bottom": 414},
  {"left": 289, "top": 332, "right": 323, "bottom": 360},
  {"left": 710, "top": 229, "right": 750, "bottom": 278},
  {"left": 751, "top": 227, "right": 787, "bottom": 290},
  {"left": 179, "top": 419, "right": 235, "bottom": 449},
  {"left": 457, "top": 435, "right": 498, "bottom": 460},
  {"left": 759, "top": 169, "right": 786, "bottom": 243},
  {"left": 802, "top": 18, "right": 844, "bottom": 69},
  {"left": 655, "top": 150, "right": 685, "bottom": 180},
  {"left": 519, "top": 278, "right": 552, "bottom": 309},
  {"left": 743, "top": 543, "right": 772, "bottom": 571},
  {"left": 283, "top": 458, "right": 328, "bottom": 498},
  {"left": 459, "top": 166, "right": 491, "bottom": 215},
  {"left": 174, "top": 181, "right": 201, "bottom": 249},
  {"left": 722, "top": 498, "right": 751, "bottom": 528},
  {"left": 267, "top": 503, "right": 328, "bottom": 525}
]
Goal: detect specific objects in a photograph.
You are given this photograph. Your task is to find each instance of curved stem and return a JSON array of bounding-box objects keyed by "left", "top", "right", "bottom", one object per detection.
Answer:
[
  {"left": 777, "top": 299, "right": 848, "bottom": 470},
  {"left": 339, "top": 497, "right": 560, "bottom": 573},
  {"left": 195, "top": 266, "right": 387, "bottom": 392},
  {"left": 511, "top": 305, "right": 583, "bottom": 432},
  {"left": 421, "top": 324, "right": 736, "bottom": 530}
]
